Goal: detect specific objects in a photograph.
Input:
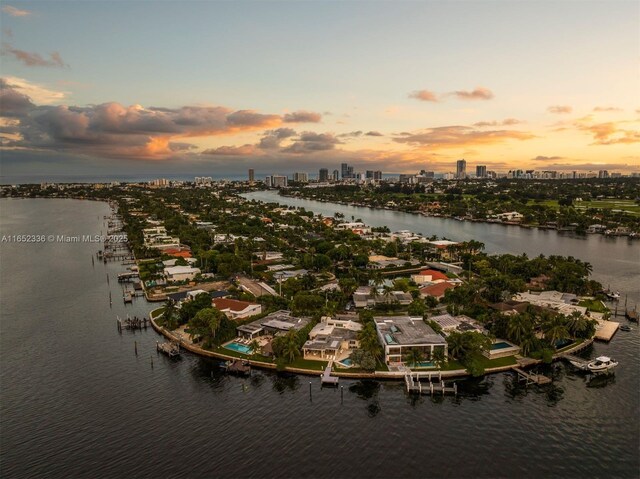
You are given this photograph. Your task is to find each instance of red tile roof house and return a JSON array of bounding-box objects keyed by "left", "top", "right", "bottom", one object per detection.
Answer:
[
  {"left": 212, "top": 298, "right": 263, "bottom": 320},
  {"left": 411, "top": 269, "right": 449, "bottom": 285},
  {"left": 419, "top": 282, "right": 457, "bottom": 300}
]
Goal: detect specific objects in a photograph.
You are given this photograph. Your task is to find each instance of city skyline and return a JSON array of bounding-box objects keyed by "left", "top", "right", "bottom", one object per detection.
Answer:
[{"left": 1, "top": 1, "right": 639, "bottom": 180}]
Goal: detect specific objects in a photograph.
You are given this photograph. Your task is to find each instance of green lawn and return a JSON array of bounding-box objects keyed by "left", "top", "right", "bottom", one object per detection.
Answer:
[
  {"left": 287, "top": 357, "right": 328, "bottom": 370},
  {"left": 579, "top": 299, "right": 609, "bottom": 313},
  {"left": 479, "top": 355, "right": 518, "bottom": 368}
]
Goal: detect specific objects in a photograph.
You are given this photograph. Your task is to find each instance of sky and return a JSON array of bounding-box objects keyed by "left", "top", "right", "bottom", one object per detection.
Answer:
[{"left": 0, "top": 0, "right": 639, "bottom": 180}]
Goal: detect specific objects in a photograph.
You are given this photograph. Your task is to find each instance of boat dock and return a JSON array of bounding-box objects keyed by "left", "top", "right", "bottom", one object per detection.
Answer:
[
  {"left": 118, "top": 272, "right": 139, "bottom": 282},
  {"left": 594, "top": 320, "right": 619, "bottom": 341},
  {"left": 561, "top": 354, "right": 589, "bottom": 371},
  {"left": 321, "top": 361, "right": 339, "bottom": 386},
  {"left": 404, "top": 371, "right": 457, "bottom": 396},
  {"left": 513, "top": 368, "right": 552, "bottom": 385},
  {"left": 157, "top": 341, "right": 181, "bottom": 357},
  {"left": 117, "top": 316, "right": 149, "bottom": 331},
  {"left": 225, "top": 359, "right": 251, "bottom": 376}
]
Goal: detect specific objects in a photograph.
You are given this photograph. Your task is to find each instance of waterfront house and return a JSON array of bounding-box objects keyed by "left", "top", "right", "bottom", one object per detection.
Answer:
[
  {"left": 302, "top": 317, "right": 362, "bottom": 360},
  {"left": 163, "top": 265, "right": 201, "bottom": 282},
  {"left": 212, "top": 298, "right": 262, "bottom": 320},
  {"left": 236, "top": 310, "right": 311, "bottom": 339},
  {"left": 495, "top": 211, "right": 524, "bottom": 222},
  {"left": 513, "top": 290, "right": 586, "bottom": 316},
  {"left": 374, "top": 316, "right": 448, "bottom": 365},
  {"left": 411, "top": 269, "right": 449, "bottom": 285}
]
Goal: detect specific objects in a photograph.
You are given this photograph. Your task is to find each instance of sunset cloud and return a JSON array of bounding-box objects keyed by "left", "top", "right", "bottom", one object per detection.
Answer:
[
  {"left": 532, "top": 155, "right": 564, "bottom": 161},
  {"left": 1, "top": 5, "right": 32, "bottom": 17},
  {"left": 0, "top": 82, "right": 311, "bottom": 159},
  {"left": 282, "top": 110, "right": 322, "bottom": 123},
  {"left": 366, "top": 131, "right": 383, "bottom": 136},
  {"left": 593, "top": 106, "right": 623, "bottom": 112},
  {"left": 450, "top": 87, "right": 494, "bottom": 101},
  {"left": 576, "top": 120, "right": 640, "bottom": 145},
  {"left": 547, "top": 105, "right": 573, "bottom": 114},
  {"left": 283, "top": 131, "right": 341, "bottom": 153},
  {"left": 1, "top": 42, "right": 67, "bottom": 68},
  {"left": 393, "top": 125, "right": 534, "bottom": 149},
  {"left": 408, "top": 89, "right": 438, "bottom": 102},
  {"left": 202, "top": 144, "right": 257, "bottom": 156},
  {"left": 473, "top": 118, "right": 523, "bottom": 127}
]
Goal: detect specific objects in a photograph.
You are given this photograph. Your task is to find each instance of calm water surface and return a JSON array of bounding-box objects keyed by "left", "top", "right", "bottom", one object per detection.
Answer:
[{"left": 1, "top": 198, "right": 639, "bottom": 479}]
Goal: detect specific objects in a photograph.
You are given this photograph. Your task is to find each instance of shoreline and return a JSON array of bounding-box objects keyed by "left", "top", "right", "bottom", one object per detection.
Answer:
[
  {"left": 149, "top": 310, "right": 595, "bottom": 381},
  {"left": 273, "top": 191, "right": 639, "bottom": 238}
]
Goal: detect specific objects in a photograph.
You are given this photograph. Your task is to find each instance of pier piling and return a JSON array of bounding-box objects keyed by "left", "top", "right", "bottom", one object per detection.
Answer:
[{"left": 135, "top": 341, "right": 138, "bottom": 356}]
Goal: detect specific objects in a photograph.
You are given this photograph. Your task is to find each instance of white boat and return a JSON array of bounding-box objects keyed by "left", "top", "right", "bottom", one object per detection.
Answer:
[{"left": 587, "top": 356, "right": 618, "bottom": 373}]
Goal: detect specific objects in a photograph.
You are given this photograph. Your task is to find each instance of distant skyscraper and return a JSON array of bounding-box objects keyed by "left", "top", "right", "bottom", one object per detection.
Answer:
[
  {"left": 293, "top": 172, "right": 308, "bottom": 183},
  {"left": 373, "top": 170, "right": 383, "bottom": 180},
  {"left": 456, "top": 159, "right": 467, "bottom": 178},
  {"left": 341, "top": 163, "right": 349, "bottom": 179},
  {"left": 319, "top": 168, "right": 329, "bottom": 182},
  {"left": 476, "top": 165, "right": 487, "bottom": 178},
  {"left": 248, "top": 168, "right": 255, "bottom": 182},
  {"left": 332, "top": 169, "right": 340, "bottom": 181},
  {"left": 269, "top": 175, "right": 287, "bottom": 188}
]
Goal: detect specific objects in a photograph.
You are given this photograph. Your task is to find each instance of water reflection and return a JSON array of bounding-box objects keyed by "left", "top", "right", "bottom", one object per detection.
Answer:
[
  {"left": 271, "top": 372, "right": 300, "bottom": 393},
  {"left": 349, "top": 380, "right": 381, "bottom": 416},
  {"left": 586, "top": 373, "right": 616, "bottom": 389}
]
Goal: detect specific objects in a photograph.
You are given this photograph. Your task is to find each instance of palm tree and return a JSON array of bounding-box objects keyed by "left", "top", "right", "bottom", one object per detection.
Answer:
[
  {"left": 542, "top": 315, "right": 570, "bottom": 347},
  {"left": 250, "top": 339, "right": 261, "bottom": 356},
  {"left": 446, "top": 332, "right": 466, "bottom": 360},
  {"left": 163, "top": 298, "right": 177, "bottom": 329},
  {"left": 404, "top": 347, "right": 424, "bottom": 368},
  {"left": 507, "top": 314, "right": 532, "bottom": 344},
  {"left": 281, "top": 330, "right": 300, "bottom": 363},
  {"left": 432, "top": 348, "right": 446, "bottom": 369},
  {"left": 519, "top": 334, "right": 538, "bottom": 356}
]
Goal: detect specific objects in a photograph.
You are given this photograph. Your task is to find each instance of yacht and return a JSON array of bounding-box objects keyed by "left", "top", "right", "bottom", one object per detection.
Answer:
[{"left": 587, "top": 356, "right": 618, "bottom": 373}]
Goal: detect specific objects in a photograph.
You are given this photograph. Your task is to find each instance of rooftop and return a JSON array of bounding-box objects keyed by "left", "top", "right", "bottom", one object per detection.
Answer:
[{"left": 374, "top": 316, "right": 446, "bottom": 346}]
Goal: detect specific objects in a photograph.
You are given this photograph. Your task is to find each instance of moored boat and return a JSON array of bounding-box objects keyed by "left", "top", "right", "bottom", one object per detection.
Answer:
[{"left": 587, "top": 356, "right": 618, "bottom": 373}]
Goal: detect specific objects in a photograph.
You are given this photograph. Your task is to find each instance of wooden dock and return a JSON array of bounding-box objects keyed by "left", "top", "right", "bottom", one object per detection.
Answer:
[
  {"left": 224, "top": 359, "right": 251, "bottom": 376},
  {"left": 321, "top": 361, "right": 339, "bottom": 386},
  {"left": 157, "top": 341, "right": 181, "bottom": 357},
  {"left": 513, "top": 368, "right": 552, "bottom": 385},
  {"left": 404, "top": 371, "right": 457, "bottom": 396},
  {"left": 117, "top": 316, "right": 149, "bottom": 331},
  {"left": 594, "top": 320, "right": 619, "bottom": 341}
]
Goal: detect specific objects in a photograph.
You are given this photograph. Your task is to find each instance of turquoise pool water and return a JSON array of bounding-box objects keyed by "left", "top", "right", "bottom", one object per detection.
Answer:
[
  {"left": 340, "top": 358, "right": 353, "bottom": 366},
  {"left": 224, "top": 342, "right": 253, "bottom": 354},
  {"left": 415, "top": 361, "right": 435, "bottom": 368},
  {"left": 491, "top": 341, "right": 514, "bottom": 350}
]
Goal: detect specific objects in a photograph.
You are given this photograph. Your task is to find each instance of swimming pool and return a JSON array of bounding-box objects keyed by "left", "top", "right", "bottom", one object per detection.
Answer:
[
  {"left": 491, "top": 341, "right": 514, "bottom": 350},
  {"left": 224, "top": 342, "right": 253, "bottom": 355},
  {"left": 415, "top": 361, "right": 435, "bottom": 368},
  {"left": 340, "top": 358, "right": 353, "bottom": 366}
]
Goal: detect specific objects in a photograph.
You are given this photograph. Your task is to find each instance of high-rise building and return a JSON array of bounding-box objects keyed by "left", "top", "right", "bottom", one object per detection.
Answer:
[
  {"left": 476, "top": 165, "right": 487, "bottom": 178},
  {"left": 332, "top": 169, "right": 340, "bottom": 181},
  {"left": 293, "top": 172, "right": 309, "bottom": 183},
  {"left": 265, "top": 176, "right": 273, "bottom": 188},
  {"left": 271, "top": 175, "right": 288, "bottom": 188},
  {"left": 373, "top": 170, "right": 383, "bottom": 180},
  {"left": 341, "top": 163, "right": 349, "bottom": 179},
  {"left": 456, "top": 159, "right": 467, "bottom": 178},
  {"left": 598, "top": 170, "right": 609, "bottom": 178},
  {"left": 248, "top": 168, "right": 255, "bottom": 182},
  {"left": 319, "top": 168, "right": 329, "bottom": 182}
]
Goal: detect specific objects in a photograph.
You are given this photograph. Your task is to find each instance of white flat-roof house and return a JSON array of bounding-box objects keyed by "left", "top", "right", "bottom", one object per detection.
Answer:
[
  {"left": 302, "top": 317, "right": 362, "bottom": 361},
  {"left": 374, "top": 316, "right": 448, "bottom": 365},
  {"left": 164, "top": 265, "right": 201, "bottom": 282}
]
